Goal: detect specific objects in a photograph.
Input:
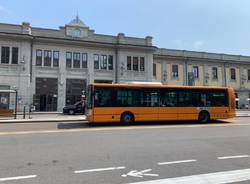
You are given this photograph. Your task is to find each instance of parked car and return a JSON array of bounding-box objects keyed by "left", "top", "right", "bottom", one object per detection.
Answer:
[{"left": 63, "top": 101, "right": 84, "bottom": 115}]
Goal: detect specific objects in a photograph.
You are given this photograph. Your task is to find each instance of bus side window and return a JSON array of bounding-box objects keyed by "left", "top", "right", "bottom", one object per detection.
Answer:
[{"left": 160, "top": 90, "right": 177, "bottom": 107}]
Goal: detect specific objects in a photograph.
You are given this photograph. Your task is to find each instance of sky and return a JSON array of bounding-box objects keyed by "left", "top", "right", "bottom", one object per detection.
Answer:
[{"left": 1, "top": 0, "right": 250, "bottom": 56}]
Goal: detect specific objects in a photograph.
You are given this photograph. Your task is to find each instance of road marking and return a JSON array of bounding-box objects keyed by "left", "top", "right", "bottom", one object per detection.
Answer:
[
  {"left": 128, "top": 168, "right": 250, "bottom": 184},
  {"left": 122, "top": 169, "right": 158, "bottom": 178},
  {"left": 158, "top": 159, "right": 197, "bottom": 165},
  {"left": 218, "top": 155, "right": 249, "bottom": 160},
  {"left": 0, "top": 122, "right": 249, "bottom": 136},
  {"left": 0, "top": 175, "right": 37, "bottom": 181},
  {"left": 74, "top": 166, "right": 125, "bottom": 174}
]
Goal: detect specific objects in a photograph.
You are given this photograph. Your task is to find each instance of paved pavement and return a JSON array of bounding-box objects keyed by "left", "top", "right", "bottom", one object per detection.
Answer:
[
  {"left": 0, "top": 112, "right": 86, "bottom": 123},
  {"left": 0, "top": 118, "right": 250, "bottom": 183},
  {"left": 236, "top": 110, "right": 250, "bottom": 117}
]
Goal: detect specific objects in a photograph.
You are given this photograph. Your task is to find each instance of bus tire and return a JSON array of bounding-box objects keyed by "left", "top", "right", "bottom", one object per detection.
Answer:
[
  {"left": 120, "top": 112, "right": 134, "bottom": 125},
  {"left": 198, "top": 111, "right": 210, "bottom": 123}
]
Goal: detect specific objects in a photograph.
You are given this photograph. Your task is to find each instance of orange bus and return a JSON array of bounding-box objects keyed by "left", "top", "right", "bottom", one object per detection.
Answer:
[{"left": 86, "top": 83, "right": 235, "bottom": 123}]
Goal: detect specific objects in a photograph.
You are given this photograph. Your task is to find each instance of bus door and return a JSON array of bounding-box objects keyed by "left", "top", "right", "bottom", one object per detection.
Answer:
[
  {"left": 159, "top": 90, "right": 178, "bottom": 121},
  {"left": 137, "top": 89, "right": 159, "bottom": 121},
  {"left": 177, "top": 89, "right": 199, "bottom": 121}
]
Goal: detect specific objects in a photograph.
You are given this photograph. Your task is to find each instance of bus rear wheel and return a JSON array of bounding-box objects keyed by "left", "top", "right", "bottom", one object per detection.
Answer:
[
  {"left": 198, "top": 111, "right": 210, "bottom": 123},
  {"left": 120, "top": 112, "right": 134, "bottom": 125}
]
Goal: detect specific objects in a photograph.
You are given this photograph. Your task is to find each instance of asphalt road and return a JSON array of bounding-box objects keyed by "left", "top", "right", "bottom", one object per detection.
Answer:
[{"left": 0, "top": 118, "right": 250, "bottom": 184}]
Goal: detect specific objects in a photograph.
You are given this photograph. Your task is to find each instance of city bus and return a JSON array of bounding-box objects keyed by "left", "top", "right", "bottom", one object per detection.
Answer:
[{"left": 86, "top": 82, "right": 235, "bottom": 123}]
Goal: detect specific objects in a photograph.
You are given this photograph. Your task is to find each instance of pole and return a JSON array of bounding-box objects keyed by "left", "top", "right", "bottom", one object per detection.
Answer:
[
  {"left": 14, "top": 90, "right": 18, "bottom": 119},
  {"left": 23, "top": 106, "right": 26, "bottom": 119}
]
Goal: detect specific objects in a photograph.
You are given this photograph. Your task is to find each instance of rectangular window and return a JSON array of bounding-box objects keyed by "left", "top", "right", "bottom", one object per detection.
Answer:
[
  {"left": 100, "top": 55, "right": 107, "bottom": 70},
  {"left": 133, "top": 57, "right": 139, "bottom": 71},
  {"left": 36, "top": 49, "right": 42, "bottom": 66},
  {"left": 108, "top": 55, "right": 113, "bottom": 70},
  {"left": 127, "top": 56, "right": 131, "bottom": 70},
  {"left": 11, "top": 47, "right": 18, "bottom": 64},
  {"left": 1, "top": 47, "right": 10, "bottom": 64},
  {"left": 53, "top": 51, "right": 59, "bottom": 67},
  {"left": 230, "top": 68, "right": 236, "bottom": 80},
  {"left": 140, "top": 57, "right": 145, "bottom": 71},
  {"left": 44, "top": 50, "right": 52, "bottom": 67},
  {"left": 172, "top": 65, "right": 178, "bottom": 78},
  {"left": 94, "top": 54, "right": 99, "bottom": 69},
  {"left": 73, "top": 52, "right": 80, "bottom": 68},
  {"left": 193, "top": 66, "right": 199, "bottom": 78},
  {"left": 212, "top": 67, "right": 218, "bottom": 79},
  {"left": 82, "top": 53, "right": 88, "bottom": 68},
  {"left": 66, "top": 52, "right": 72, "bottom": 68},
  {"left": 153, "top": 63, "right": 156, "bottom": 77}
]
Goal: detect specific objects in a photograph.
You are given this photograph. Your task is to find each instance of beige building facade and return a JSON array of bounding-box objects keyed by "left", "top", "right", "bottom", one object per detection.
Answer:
[
  {"left": 0, "top": 17, "right": 249, "bottom": 111},
  {"left": 153, "top": 49, "right": 250, "bottom": 108}
]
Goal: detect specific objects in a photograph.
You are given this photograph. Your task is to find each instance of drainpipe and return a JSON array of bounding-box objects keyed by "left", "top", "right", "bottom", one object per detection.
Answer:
[
  {"left": 223, "top": 62, "right": 227, "bottom": 87},
  {"left": 184, "top": 58, "right": 188, "bottom": 85},
  {"left": 30, "top": 39, "right": 33, "bottom": 82},
  {"left": 115, "top": 46, "right": 118, "bottom": 83}
]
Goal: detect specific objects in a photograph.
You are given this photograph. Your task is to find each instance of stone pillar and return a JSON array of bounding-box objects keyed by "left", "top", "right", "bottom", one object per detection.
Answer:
[
  {"left": 146, "top": 53, "right": 153, "bottom": 82},
  {"left": 57, "top": 50, "right": 66, "bottom": 111},
  {"left": 222, "top": 62, "right": 227, "bottom": 87},
  {"left": 203, "top": 64, "right": 209, "bottom": 86},
  {"left": 88, "top": 51, "right": 94, "bottom": 84}
]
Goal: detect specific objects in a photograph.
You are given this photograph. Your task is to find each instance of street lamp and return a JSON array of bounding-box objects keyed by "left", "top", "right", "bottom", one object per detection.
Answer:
[
  {"left": 205, "top": 72, "right": 209, "bottom": 85},
  {"left": 241, "top": 74, "right": 246, "bottom": 86},
  {"left": 163, "top": 70, "right": 167, "bottom": 83},
  {"left": 120, "top": 62, "right": 125, "bottom": 77}
]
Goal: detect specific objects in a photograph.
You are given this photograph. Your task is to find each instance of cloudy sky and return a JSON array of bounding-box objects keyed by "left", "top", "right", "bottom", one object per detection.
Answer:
[{"left": 1, "top": 0, "right": 250, "bottom": 55}]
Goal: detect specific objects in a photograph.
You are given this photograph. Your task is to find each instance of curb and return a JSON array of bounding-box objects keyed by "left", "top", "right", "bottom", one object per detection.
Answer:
[{"left": 0, "top": 119, "right": 87, "bottom": 124}]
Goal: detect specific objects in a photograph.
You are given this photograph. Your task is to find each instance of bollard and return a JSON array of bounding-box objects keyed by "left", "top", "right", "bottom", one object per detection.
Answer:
[
  {"left": 29, "top": 105, "right": 31, "bottom": 119},
  {"left": 23, "top": 106, "right": 26, "bottom": 119}
]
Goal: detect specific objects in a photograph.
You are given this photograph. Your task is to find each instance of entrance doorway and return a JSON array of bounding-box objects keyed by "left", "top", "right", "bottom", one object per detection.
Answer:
[{"left": 34, "top": 78, "right": 58, "bottom": 111}]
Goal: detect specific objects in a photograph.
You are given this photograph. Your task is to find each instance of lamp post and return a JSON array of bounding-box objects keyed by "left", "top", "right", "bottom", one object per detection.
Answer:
[
  {"left": 120, "top": 62, "right": 125, "bottom": 80},
  {"left": 163, "top": 70, "right": 167, "bottom": 84},
  {"left": 205, "top": 72, "right": 209, "bottom": 85}
]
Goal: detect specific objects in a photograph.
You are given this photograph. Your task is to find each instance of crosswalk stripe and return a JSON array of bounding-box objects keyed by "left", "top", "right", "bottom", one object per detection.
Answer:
[{"left": 128, "top": 168, "right": 250, "bottom": 184}]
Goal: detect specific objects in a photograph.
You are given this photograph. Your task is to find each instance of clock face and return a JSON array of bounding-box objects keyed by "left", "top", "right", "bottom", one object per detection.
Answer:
[
  {"left": 72, "top": 28, "right": 81, "bottom": 37},
  {"left": 66, "top": 27, "right": 88, "bottom": 38}
]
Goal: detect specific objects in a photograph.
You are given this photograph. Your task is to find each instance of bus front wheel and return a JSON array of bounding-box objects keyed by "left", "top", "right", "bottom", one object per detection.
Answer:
[
  {"left": 120, "top": 112, "right": 134, "bottom": 125},
  {"left": 198, "top": 111, "right": 210, "bottom": 123}
]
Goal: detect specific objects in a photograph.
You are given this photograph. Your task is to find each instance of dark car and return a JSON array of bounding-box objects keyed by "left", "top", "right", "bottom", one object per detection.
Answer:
[{"left": 63, "top": 101, "right": 84, "bottom": 115}]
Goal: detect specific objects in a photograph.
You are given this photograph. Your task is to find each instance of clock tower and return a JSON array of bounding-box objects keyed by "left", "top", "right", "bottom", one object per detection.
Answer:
[{"left": 65, "top": 16, "right": 90, "bottom": 38}]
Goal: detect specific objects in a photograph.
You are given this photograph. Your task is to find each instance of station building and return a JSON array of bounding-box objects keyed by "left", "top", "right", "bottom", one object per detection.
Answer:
[{"left": 0, "top": 17, "right": 249, "bottom": 111}]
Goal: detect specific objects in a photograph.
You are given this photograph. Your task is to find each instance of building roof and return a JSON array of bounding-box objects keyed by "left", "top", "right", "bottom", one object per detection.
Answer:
[{"left": 67, "top": 15, "right": 87, "bottom": 27}]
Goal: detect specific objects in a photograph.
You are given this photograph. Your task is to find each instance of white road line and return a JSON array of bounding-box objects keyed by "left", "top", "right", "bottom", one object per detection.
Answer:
[
  {"left": 0, "top": 175, "right": 37, "bottom": 181},
  {"left": 128, "top": 168, "right": 250, "bottom": 184},
  {"left": 218, "top": 155, "right": 249, "bottom": 160},
  {"left": 74, "top": 166, "right": 126, "bottom": 174},
  {"left": 158, "top": 159, "right": 197, "bottom": 165}
]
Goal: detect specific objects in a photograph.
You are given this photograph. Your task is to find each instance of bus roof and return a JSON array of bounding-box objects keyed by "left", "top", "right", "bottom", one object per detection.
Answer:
[{"left": 90, "top": 83, "right": 231, "bottom": 90}]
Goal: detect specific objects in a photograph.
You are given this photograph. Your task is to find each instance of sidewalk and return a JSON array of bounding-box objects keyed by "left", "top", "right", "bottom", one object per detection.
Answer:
[
  {"left": 0, "top": 112, "right": 86, "bottom": 123},
  {"left": 236, "top": 110, "right": 250, "bottom": 117}
]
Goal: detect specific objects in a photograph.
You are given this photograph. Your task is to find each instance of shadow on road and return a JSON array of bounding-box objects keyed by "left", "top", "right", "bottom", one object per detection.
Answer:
[{"left": 57, "top": 119, "right": 233, "bottom": 130}]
